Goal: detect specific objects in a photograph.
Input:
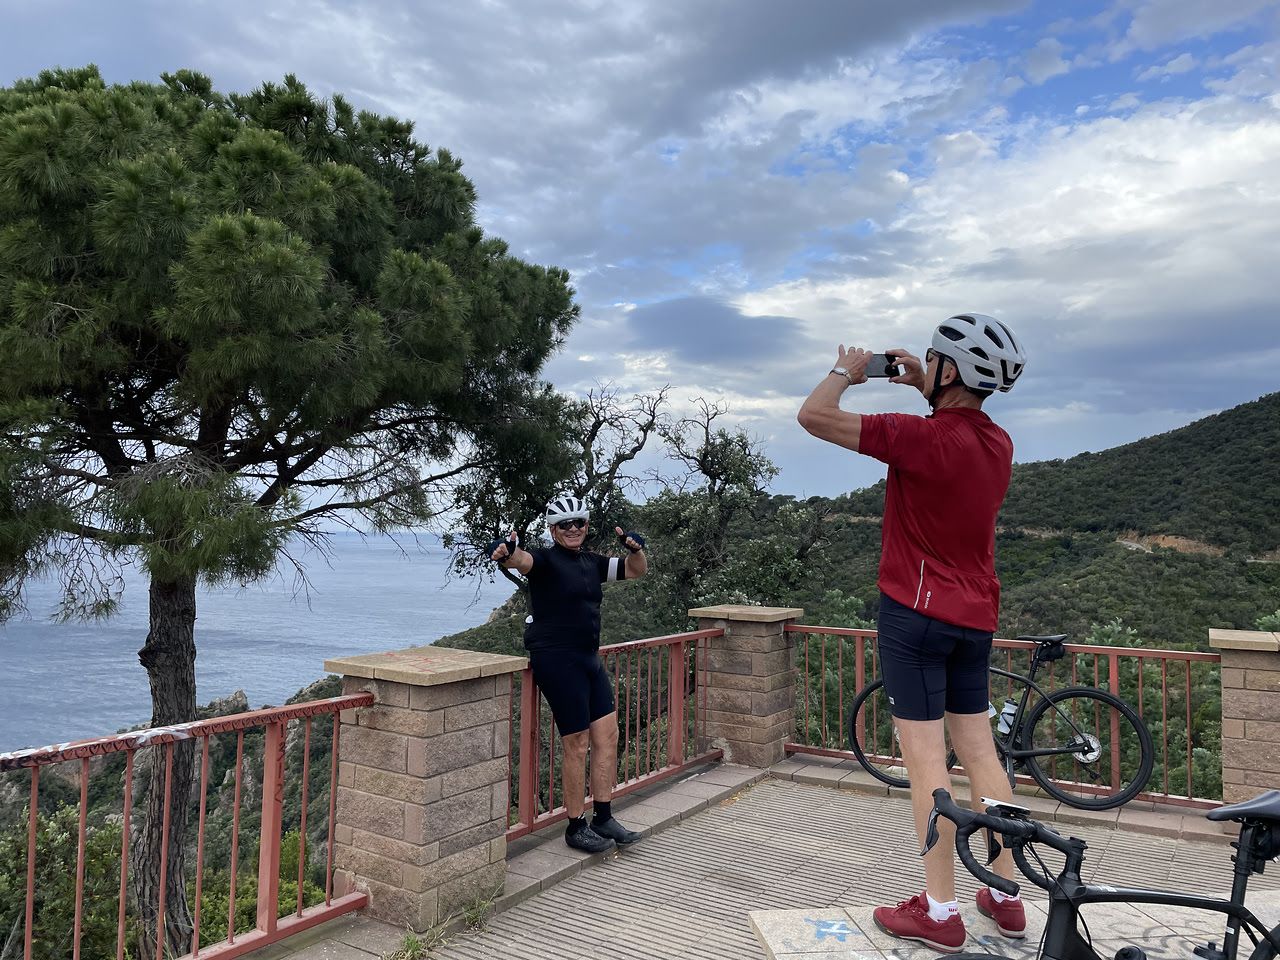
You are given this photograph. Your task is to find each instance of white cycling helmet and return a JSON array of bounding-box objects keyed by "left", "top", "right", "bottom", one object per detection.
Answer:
[
  {"left": 931, "top": 313, "right": 1026, "bottom": 393},
  {"left": 544, "top": 494, "right": 589, "bottom": 526}
]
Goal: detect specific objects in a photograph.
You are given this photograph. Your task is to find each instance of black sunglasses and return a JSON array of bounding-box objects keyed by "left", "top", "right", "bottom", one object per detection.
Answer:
[
  {"left": 555, "top": 518, "right": 588, "bottom": 531},
  {"left": 925, "top": 347, "right": 937, "bottom": 362}
]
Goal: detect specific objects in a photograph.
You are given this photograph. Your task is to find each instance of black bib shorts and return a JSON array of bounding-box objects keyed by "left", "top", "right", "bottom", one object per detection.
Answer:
[
  {"left": 876, "top": 591, "right": 993, "bottom": 721},
  {"left": 529, "top": 649, "right": 617, "bottom": 736}
]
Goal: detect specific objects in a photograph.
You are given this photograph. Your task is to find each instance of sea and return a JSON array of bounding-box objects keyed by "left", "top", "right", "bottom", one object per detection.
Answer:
[{"left": 0, "top": 531, "right": 515, "bottom": 752}]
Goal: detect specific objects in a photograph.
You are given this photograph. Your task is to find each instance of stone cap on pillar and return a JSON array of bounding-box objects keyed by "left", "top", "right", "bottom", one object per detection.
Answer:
[
  {"left": 324, "top": 644, "right": 527, "bottom": 686},
  {"left": 688, "top": 605, "right": 805, "bottom": 623},
  {"left": 1208, "top": 629, "right": 1280, "bottom": 652}
]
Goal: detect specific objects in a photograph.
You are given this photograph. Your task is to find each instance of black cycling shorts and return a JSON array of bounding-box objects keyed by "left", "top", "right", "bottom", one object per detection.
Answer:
[
  {"left": 529, "top": 649, "right": 617, "bottom": 736},
  {"left": 877, "top": 592, "right": 992, "bottom": 721}
]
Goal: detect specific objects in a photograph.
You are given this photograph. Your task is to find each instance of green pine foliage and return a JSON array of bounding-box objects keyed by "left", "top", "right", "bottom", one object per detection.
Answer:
[{"left": 0, "top": 64, "right": 578, "bottom": 615}]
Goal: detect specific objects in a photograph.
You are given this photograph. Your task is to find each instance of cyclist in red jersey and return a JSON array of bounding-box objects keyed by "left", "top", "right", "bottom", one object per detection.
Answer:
[{"left": 797, "top": 314, "right": 1028, "bottom": 952}]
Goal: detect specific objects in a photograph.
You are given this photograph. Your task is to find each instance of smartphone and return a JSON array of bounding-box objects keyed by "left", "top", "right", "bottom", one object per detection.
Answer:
[{"left": 865, "top": 352, "right": 902, "bottom": 378}]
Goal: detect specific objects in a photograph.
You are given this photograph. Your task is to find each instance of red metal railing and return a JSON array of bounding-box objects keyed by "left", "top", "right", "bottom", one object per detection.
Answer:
[
  {"left": 785, "top": 625, "right": 1223, "bottom": 807},
  {"left": 0, "top": 693, "right": 374, "bottom": 960},
  {"left": 506, "top": 629, "right": 723, "bottom": 840}
]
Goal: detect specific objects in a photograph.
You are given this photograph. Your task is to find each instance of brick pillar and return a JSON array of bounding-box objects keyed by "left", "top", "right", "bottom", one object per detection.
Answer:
[
  {"left": 323, "top": 645, "right": 525, "bottom": 931},
  {"left": 1210, "top": 628, "right": 1280, "bottom": 804},
  {"left": 688, "top": 605, "right": 804, "bottom": 767}
]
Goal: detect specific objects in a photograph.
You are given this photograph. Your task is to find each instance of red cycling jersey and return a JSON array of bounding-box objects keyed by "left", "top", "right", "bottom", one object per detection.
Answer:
[{"left": 858, "top": 407, "right": 1013, "bottom": 631}]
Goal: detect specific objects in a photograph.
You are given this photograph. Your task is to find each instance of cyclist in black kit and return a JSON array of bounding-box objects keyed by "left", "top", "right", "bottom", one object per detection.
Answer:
[{"left": 488, "top": 494, "right": 648, "bottom": 853}]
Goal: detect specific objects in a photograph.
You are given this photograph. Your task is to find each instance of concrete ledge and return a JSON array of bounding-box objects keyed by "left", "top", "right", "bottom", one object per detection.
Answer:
[
  {"left": 1209, "top": 628, "right": 1280, "bottom": 652},
  {"left": 494, "top": 762, "right": 766, "bottom": 914},
  {"left": 689, "top": 604, "right": 805, "bottom": 623},
  {"left": 326, "top": 645, "right": 527, "bottom": 686}
]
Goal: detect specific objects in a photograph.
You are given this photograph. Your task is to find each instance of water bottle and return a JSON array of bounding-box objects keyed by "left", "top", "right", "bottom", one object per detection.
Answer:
[{"left": 996, "top": 698, "right": 1018, "bottom": 735}]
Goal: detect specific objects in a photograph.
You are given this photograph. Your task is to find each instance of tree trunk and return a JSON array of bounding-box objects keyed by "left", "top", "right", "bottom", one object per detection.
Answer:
[{"left": 134, "top": 574, "right": 198, "bottom": 960}]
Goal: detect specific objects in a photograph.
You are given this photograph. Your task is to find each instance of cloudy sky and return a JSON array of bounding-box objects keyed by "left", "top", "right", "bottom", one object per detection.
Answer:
[{"left": 5, "top": 0, "right": 1279, "bottom": 495}]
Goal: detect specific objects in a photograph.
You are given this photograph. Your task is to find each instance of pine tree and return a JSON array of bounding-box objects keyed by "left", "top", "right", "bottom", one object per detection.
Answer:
[{"left": 0, "top": 66, "right": 577, "bottom": 956}]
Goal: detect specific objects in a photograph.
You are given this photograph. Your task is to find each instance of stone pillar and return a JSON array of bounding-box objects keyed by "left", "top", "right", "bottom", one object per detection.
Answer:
[
  {"left": 688, "top": 605, "right": 804, "bottom": 767},
  {"left": 1210, "top": 628, "right": 1280, "bottom": 804},
  {"left": 323, "top": 645, "right": 526, "bottom": 931}
]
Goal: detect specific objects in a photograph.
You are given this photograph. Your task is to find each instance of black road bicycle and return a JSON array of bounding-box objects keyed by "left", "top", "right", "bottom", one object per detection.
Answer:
[
  {"left": 847, "top": 634, "right": 1155, "bottom": 810},
  {"left": 928, "top": 787, "right": 1280, "bottom": 960}
]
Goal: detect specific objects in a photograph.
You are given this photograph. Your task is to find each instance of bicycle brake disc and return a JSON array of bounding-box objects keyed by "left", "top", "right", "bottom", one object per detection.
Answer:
[{"left": 1073, "top": 733, "right": 1102, "bottom": 764}]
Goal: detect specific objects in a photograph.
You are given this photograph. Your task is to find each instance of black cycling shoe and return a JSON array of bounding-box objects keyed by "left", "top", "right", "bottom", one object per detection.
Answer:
[
  {"left": 565, "top": 823, "right": 616, "bottom": 854},
  {"left": 591, "top": 816, "right": 643, "bottom": 845}
]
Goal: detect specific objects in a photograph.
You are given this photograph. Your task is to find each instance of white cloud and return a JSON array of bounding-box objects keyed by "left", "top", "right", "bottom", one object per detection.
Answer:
[
  {"left": 1136, "top": 51, "right": 1198, "bottom": 82},
  {"left": 1118, "top": 0, "right": 1277, "bottom": 55},
  {"left": 1024, "top": 37, "right": 1072, "bottom": 84}
]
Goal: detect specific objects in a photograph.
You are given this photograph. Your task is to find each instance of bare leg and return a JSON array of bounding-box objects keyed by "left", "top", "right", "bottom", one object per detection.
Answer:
[
  {"left": 893, "top": 717, "right": 956, "bottom": 901},
  {"left": 946, "top": 710, "right": 1015, "bottom": 881},
  {"left": 562, "top": 730, "right": 589, "bottom": 818},
  {"left": 588, "top": 711, "right": 620, "bottom": 802}
]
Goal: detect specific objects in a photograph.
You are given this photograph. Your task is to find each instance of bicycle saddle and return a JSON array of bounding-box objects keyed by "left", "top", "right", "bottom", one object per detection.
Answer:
[
  {"left": 1014, "top": 634, "right": 1068, "bottom": 645},
  {"left": 1206, "top": 789, "right": 1280, "bottom": 824}
]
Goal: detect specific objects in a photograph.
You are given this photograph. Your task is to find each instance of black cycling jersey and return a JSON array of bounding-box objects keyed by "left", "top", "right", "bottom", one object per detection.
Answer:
[{"left": 522, "top": 544, "right": 626, "bottom": 652}]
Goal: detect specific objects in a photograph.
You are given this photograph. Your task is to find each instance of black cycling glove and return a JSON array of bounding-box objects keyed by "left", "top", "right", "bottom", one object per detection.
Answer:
[
  {"left": 486, "top": 535, "right": 519, "bottom": 563},
  {"left": 617, "top": 530, "right": 646, "bottom": 553}
]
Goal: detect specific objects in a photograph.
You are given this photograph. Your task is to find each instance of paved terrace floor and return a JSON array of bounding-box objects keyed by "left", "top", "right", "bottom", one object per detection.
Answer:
[{"left": 268, "top": 760, "right": 1280, "bottom": 960}]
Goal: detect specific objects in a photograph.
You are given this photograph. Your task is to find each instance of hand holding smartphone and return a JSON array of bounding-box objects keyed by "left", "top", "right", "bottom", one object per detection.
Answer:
[{"left": 865, "top": 352, "right": 903, "bottom": 378}]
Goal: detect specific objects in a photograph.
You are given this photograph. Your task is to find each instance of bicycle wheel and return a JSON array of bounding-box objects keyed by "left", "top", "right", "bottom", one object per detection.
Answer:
[
  {"left": 846, "top": 680, "right": 959, "bottom": 787},
  {"left": 847, "top": 679, "right": 910, "bottom": 787},
  {"left": 1021, "top": 686, "right": 1154, "bottom": 810}
]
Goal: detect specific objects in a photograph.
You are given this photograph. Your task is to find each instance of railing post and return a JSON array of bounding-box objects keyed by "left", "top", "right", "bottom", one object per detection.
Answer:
[
  {"left": 688, "top": 605, "right": 804, "bottom": 767},
  {"left": 1108, "top": 652, "right": 1121, "bottom": 790},
  {"left": 667, "top": 642, "right": 687, "bottom": 766},
  {"left": 256, "top": 720, "right": 286, "bottom": 935},
  {"left": 1210, "top": 628, "right": 1280, "bottom": 803},
  {"left": 325, "top": 646, "right": 525, "bottom": 932},
  {"left": 517, "top": 669, "right": 539, "bottom": 831}
]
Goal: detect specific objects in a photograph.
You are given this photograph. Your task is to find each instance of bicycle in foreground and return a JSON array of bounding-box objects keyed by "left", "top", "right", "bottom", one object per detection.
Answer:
[
  {"left": 927, "top": 787, "right": 1280, "bottom": 960},
  {"left": 848, "top": 634, "right": 1155, "bottom": 810}
]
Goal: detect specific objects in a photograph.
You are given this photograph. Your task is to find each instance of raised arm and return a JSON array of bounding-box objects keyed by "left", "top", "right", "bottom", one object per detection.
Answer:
[{"left": 796, "top": 344, "right": 871, "bottom": 451}]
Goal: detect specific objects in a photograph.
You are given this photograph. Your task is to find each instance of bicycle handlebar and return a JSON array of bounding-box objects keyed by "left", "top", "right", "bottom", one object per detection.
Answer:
[{"left": 929, "top": 789, "right": 1072, "bottom": 895}]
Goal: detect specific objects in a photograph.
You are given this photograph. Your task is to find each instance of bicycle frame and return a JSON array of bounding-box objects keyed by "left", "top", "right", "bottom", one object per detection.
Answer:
[
  {"left": 990, "top": 653, "right": 1103, "bottom": 775},
  {"left": 931, "top": 789, "right": 1280, "bottom": 960},
  {"left": 1021, "top": 823, "right": 1280, "bottom": 960}
]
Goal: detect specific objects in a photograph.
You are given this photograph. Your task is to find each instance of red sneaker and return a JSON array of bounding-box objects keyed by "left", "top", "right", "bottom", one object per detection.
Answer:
[
  {"left": 873, "top": 892, "right": 966, "bottom": 953},
  {"left": 976, "top": 887, "right": 1027, "bottom": 938}
]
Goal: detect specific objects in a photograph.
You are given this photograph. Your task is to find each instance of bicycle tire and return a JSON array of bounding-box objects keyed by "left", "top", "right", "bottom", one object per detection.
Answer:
[
  {"left": 847, "top": 679, "right": 959, "bottom": 787},
  {"left": 847, "top": 679, "right": 910, "bottom": 787},
  {"left": 1247, "top": 923, "right": 1280, "bottom": 960},
  {"left": 1021, "top": 686, "right": 1154, "bottom": 810}
]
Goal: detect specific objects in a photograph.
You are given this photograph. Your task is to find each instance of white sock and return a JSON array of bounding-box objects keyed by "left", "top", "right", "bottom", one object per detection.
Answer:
[
  {"left": 926, "top": 892, "right": 959, "bottom": 922},
  {"left": 990, "top": 886, "right": 1020, "bottom": 904}
]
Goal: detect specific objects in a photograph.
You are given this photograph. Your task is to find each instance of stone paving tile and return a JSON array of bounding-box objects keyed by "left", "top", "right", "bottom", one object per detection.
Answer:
[
  {"left": 323, "top": 915, "right": 408, "bottom": 956},
  {"left": 688, "top": 762, "right": 768, "bottom": 788},
  {"left": 284, "top": 940, "right": 380, "bottom": 960},
  {"left": 504, "top": 846, "right": 592, "bottom": 888},
  {"left": 750, "top": 908, "right": 870, "bottom": 956}
]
